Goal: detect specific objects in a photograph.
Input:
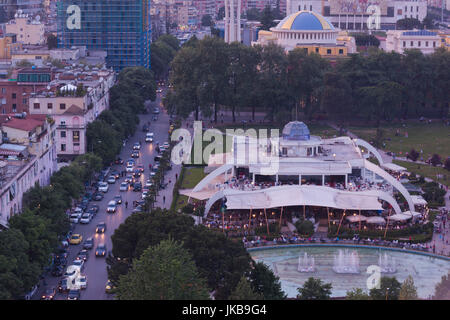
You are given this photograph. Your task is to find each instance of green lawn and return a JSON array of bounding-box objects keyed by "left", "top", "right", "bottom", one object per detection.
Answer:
[
  {"left": 393, "top": 159, "right": 450, "bottom": 187},
  {"left": 180, "top": 167, "right": 207, "bottom": 189},
  {"left": 348, "top": 122, "right": 450, "bottom": 160}
]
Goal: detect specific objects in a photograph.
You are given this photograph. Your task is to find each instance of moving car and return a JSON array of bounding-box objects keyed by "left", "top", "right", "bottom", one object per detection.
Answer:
[
  {"left": 58, "top": 278, "right": 69, "bottom": 293},
  {"left": 105, "top": 280, "right": 115, "bottom": 294},
  {"left": 95, "top": 244, "right": 107, "bottom": 257},
  {"left": 137, "top": 164, "right": 144, "bottom": 172},
  {"left": 106, "top": 200, "right": 117, "bottom": 213},
  {"left": 145, "top": 132, "right": 154, "bottom": 143},
  {"left": 67, "top": 289, "right": 80, "bottom": 300},
  {"left": 141, "top": 191, "right": 149, "bottom": 200},
  {"left": 96, "top": 222, "right": 106, "bottom": 233},
  {"left": 98, "top": 182, "right": 109, "bottom": 193},
  {"left": 83, "top": 238, "right": 94, "bottom": 250},
  {"left": 145, "top": 179, "right": 153, "bottom": 188},
  {"left": 72, "top": 259, "right": 85, "bottom": 271},
  {"left": 131, "top": 151, "right": 140, "bottom": 158},
  {"left": 153, "top": 107, "right": 160, "bottom": 114},
  {"left": 133, "top": 142, "right": 141, "bottom": 151},
  {"left": 111, "top": 170, "right": 120, "bottom": 179},
  {"left": 142, "top": 124, "right": 149, "bottom": 132},
  {"left": 133, "top": 169, "right": 141, "bottom": 178},
  {"left": 152, "top": 115, "right": 158, "bottom": 121},
  {"left": 69, "top": 234, "right": 82, "bottom": 245},
  {"left": 113, "top": 195, "right": 123, "bottom": 204},
  {"left": 125, "top": 175, "right": 134, "bottom": 183},
  {"left": 119, "top": 182, "right": 129, "bottom": 191},
  {"left": 77, "top": 249, "right": 89, "bottom": 262},
  {"left": 163, "top": 142, "right": 170, "bottom": 149},
  {"left": 107, "top": 175, "right": 116, "bottom": 184},
  {"left": 132, "top": 205, "right": 144, "bottom": 213},
  {"left": 77, "top": 276, "right": 88, "bottom": 290},
  {"left": 79, "top": 213, "right": 92, "bottom": 224},
  {"left": 115, "top": 157, "right": 124, "bottom": 165},
  {"left": 133, "top": 182, "right": 142, "bottom": 192},
  {"left": 41, "top": 287, "right": 56, "bottom": 300},
  {"left": 126, "top": 164, "right": 134, "bottom": 172}
]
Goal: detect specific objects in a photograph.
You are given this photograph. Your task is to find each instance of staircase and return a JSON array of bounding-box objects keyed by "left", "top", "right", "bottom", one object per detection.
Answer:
[{"left": 314, "top": 219, "right": 329, "bottom": 238}]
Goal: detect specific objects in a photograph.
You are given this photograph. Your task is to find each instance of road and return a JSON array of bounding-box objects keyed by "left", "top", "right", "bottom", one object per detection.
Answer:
[{"left": 35, "top": 88, "right": 174, "bottom": 300}]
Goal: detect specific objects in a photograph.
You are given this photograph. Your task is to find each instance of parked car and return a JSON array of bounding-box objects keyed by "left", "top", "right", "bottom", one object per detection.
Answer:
[
  {"left": 96, "top": 222, "right": 106, "bottom": 234},
  {"left": 143, "top": 124, "right": 149, "bottom": 132},
  {"left": 69, "top": 213, "right": 81, "bottom": 224},
  {"left": 88, "top": 205, "right": 99, "bottom": 214},
  {"left": 133, "top": 182, "right": 142, "bottom": 192},
  {"left": 153, "top": 107, "right": 160, "bottom": 114},
  {"left": 115, "top": 157, "right": 124, "bottom": 165},
  {"left": 51, "top": 265, "right": 64, "bottom": 277},
  {"left": 93, "top": 192, "right": 104, "bottom": 201},
  {"left": 98, "top": 182, "right": 109, "bottom": 193},
  {"left": 106, "top": 201, "right": 117, "bottom": 213},
  {"left": 105, "top": 280, "right": 115, "bottom": 293},
  {"left": 132, "top": 205, "right": 143, "bottom": 213},
  {"left": 141, "top": 191, "right": 149, "bottom": 200},
  {"left": 119, "top": 182, "right": 129, "bottom": 191},
  {"left": 145, "top": 179, "right": 153, "bottom": 188},
  {"left": 72, "top": 259, "right": 85, "bottom": 271},
  {"left": 152, "top": 115, "right": 158, "bottom": 121},
  {"left": 67, "top": 289, "right": 80, "bottom": 300},
  {"left": 83, "top": 237, "right": 94, "bottom": 250},
  {"left": 111, "top": 170, "right": 120, "bottom": 179},
  {"left": 95, "top": 244, "right": 107, "bottom": 257},
  {"left": 69, "top": 234, "right": 82, "bottom": 245}
]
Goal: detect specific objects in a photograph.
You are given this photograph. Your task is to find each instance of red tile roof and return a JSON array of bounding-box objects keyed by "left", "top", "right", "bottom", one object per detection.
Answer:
[{"left": 2, "top": 117, "right": 44, "bottom": 132}]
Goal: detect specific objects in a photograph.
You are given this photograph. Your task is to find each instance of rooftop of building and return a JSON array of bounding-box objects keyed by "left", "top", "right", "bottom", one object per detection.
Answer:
[
  {"left": 1, "top": 114, "right": 46, "bottom": 132},
  {"left": 275, "top": 11, "right": 335, "bottom": 31}
]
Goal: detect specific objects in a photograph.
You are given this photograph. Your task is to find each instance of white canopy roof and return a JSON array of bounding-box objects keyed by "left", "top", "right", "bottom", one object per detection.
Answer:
[
  {"left": 366, "top": 216, "right": 386, "bottom": 224},
  {"left": 411, "top": 195, "right": 427, "bottom": 206},
  {"left": 221, "top": 185, "right": 383, "bottom": 211},
  {"left": 346, "top": 215, "right": 368, "bottom": 223},
  {"left": 388, "top": 213, "right": 412, "bottom": 221},
  {"left": 403, "top": 210, "right": 423, "bottom": 217},
  {"left": 381, "top": 162, "right": 407, "bottom": 172}
]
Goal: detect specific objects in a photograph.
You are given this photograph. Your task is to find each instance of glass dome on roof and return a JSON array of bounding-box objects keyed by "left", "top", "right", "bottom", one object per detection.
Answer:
[{"left": 282, "top": 121, "right": 310, "bottom": 141}]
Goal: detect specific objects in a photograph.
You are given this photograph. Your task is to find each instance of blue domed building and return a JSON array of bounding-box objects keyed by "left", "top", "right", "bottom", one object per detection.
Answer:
[{"left": 255, "top": 11, "right": 355, "bottom": 56}]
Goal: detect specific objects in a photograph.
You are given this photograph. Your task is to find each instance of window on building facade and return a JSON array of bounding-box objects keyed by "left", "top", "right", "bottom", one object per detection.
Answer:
[
  {"left": 327, "top": 49, "right": 332, "bottom": 54},
  {"left": 33, "top": 103, "right": 40, "bottom": 109},
  {"left": 426, "top": 41, "right": 428, "bottom": 47},
  {"left": 22, "top": 98, "right": 27, "bottom": 104},
  {"left": 418, "top": 41, "right": 421, "bottom": 47},
  {"left": 12, "top": 104, "right": 16, "bottom": 112},
  {"left": 61, "top": 131, "right": 66, "bottom": 138},
  {"left": 73, "top": 131, "right": 80, "bottom": 142},
  {"left": 48, "top": 103, "right": 52, "bottom": 109},
  {"left": 61, "top": 144, "right": 66, "bottom": 151},
  {"left": 1, "top": 88, "right": 5, "bottom": 94},
  {"left": 403, "top": 41, "right": 406, "bottom": 47},
  {"left": 339, "top": 49, "right": 343, "bottom": 54},
  {"left": 60, "top": 103, "right": 66, "bottom": 110},
  {"left": 12, "top": 93, "right": 16, "bottom": 99}
]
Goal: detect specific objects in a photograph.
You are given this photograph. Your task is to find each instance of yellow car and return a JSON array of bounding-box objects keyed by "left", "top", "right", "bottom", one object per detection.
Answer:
[
  {"left": 105, "top": 280, "right": 115, "bottom": 294},
  {"left": 69, "top": 234, "right": 83, "bottom": 245}
]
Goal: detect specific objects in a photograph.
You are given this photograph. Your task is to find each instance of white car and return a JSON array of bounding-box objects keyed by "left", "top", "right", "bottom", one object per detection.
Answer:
[
  {"left": 145, "top": 132, "right": 154, "bottom": 143},
  {"left": 106, "top": 200, "right": 117, "bottom": 213},
  {"left": 79, "top": 213, "right": 92, "bottom": 224},
  {"left": 133, "top": 143, "right": 141, "bottom": 151},
  {"left": 107, "top": 175, "right": 116, "bottom": 184},
  {"left": 141, "top": 191, "right": 149, "bottom": 200},
  {"left": 119, "top": 182, "right": 129, "bottom": 191},
  {"left": 126, "top": 164, "right": 134, "bottom": 173},
  {"left": 163, "top": 142, "right": 169, "bottom": 149},
  {"left": 77, "top": 275, "right": 87, "bottom": 290},
  {"left": 69, "top": 213, "right": 81, "bottom": 224},
  {"left": 145, "top": 180, "right": 153, "bottom": 188},
  {"left": 72, "top": 259, "right": 85, "bottom": 271},
  {"left": 98, "top": 182, "right": 109, "bottom": 193}
]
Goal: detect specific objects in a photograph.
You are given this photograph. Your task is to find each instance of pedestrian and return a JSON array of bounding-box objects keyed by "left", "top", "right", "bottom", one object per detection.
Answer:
[
  {"left": 169, "top": 179, "right": 171, "bottom": 184},
  {"left": 175, "top": 173, "right": 178, "bottom": 180},
  {"left": 163, "top": 196, "right": 166, "bottom": 204},
  {"left": 125, "top": 201, "right": 128, "bottom": 209}
]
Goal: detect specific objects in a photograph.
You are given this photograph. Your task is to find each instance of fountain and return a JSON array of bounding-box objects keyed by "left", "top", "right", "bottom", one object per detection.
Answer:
[
  {"left": 378, "top": 253, "right": 397, "bottom": 273},
  {"left": 297, "top": 252, "right": 315, "bottom": 273},
  {"left": 333, "top": 249, "right": 360, "bottom": 274}
]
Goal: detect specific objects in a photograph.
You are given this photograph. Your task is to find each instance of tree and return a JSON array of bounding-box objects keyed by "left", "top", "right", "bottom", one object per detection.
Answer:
[
  {"left": 408, "top": 149, "right": 419, "bottom": 162},
  {"left": 432, "top": 272, "right": 450, "bottom": 300},
  {"left": 396, "top": 18, "right": 422, "bottom": 30},
  {"left": 430, "top": 154, "right": 442, "bottom": 166},
  {"left": 217, "top": 7, "right": 225, "bottom": 20},
  {"left": 229, "top": 276, "right": 263, "bottom": 300},
  {"left": 399, "top": 275, "right": 418, "bottom": 300},
  {"left": 346, "top": 288, "right": 371, "bottom": 300},
  {"left": 369, "top": 276, "right": 401, "bottom": 300},
  {"left": 201, "top": 14, "right": 213, "bottom": 27},
  {"left": 246, "top": 8, "right": 261, "bottom": 21},
  {"left": 116, "top": 239, "right": 210, "bottom": 300},
  {"left": 249, "top": 262, "right": 286, "bottom": 300},
  {"left": 47, "top": 34, "right": 58, "bottom": 49},
  {"left": 297, "top": 277, "right": 332, "bottom": 300},
  {"left": 444, "top": 157, "right": 450, "bottom": 171},
  {"left": 295, "top": 219, "right": 315, "bottom": 237},
  {"left": 260, "top": 5, "right": 276, "bottom": 31}
]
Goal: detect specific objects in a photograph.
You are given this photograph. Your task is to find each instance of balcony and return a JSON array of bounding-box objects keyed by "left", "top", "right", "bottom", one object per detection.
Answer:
[{"left": 57, "top": 124, "right": 85, "bottom": 130}]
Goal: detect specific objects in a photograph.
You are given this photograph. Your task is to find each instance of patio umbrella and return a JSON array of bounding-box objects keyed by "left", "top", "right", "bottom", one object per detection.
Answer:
[
  {"left": 389, "top": 213, "right": 412, "bottom": 222},
  {"left": 346, "top": 215, "right": 367, "bottom": 223}
]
